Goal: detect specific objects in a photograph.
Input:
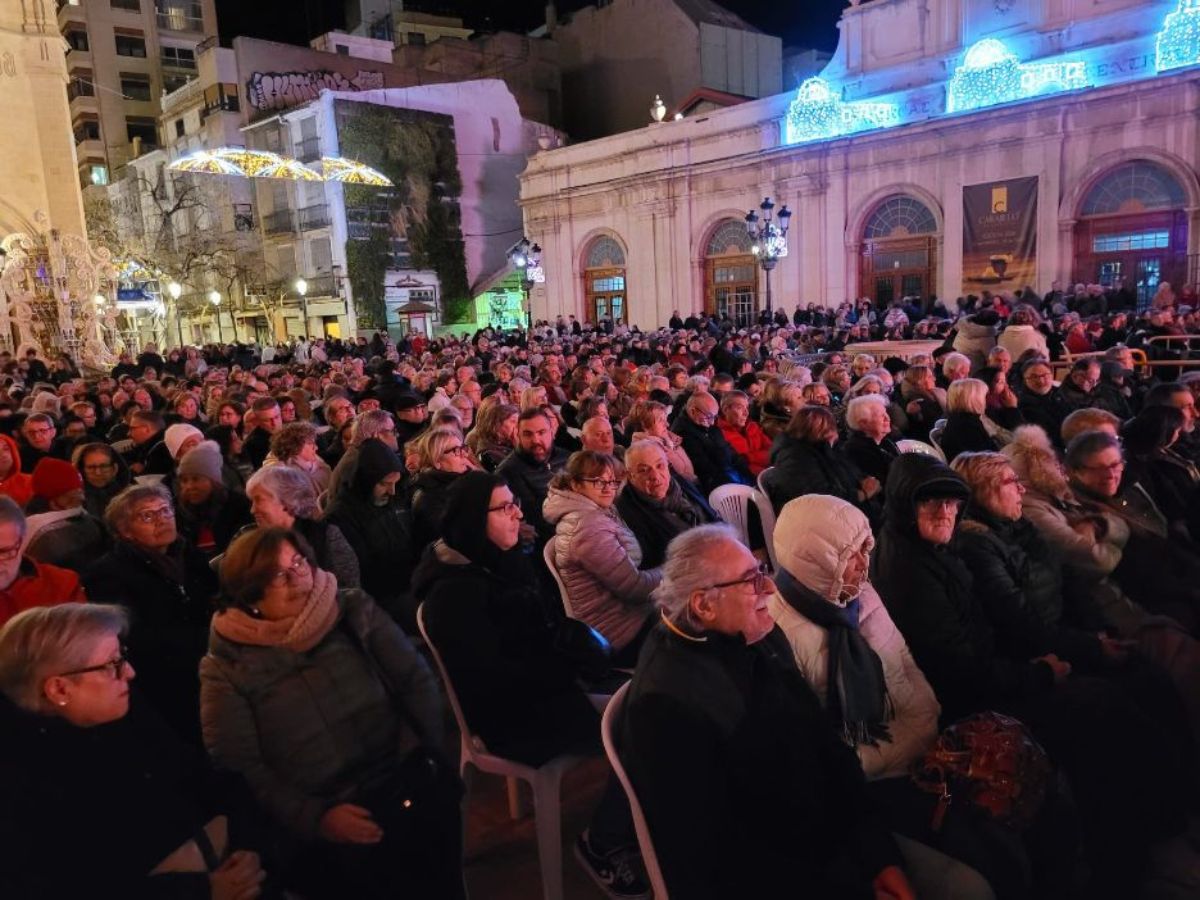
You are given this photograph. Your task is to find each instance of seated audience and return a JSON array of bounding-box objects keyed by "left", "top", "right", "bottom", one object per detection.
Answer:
[
  {"left": 616, "top": 440, "right": 717, "bottom": 569},
  {"left": 410, "top": 427, "right": 478, "bottom": 551},
  {"left": 465, "top": 401, "right": 518, "bottom": 472},
  {"left": 939, "top": 378, "right": 1007, "bottom": 462},
  {"left": 672, "top": 391, "right": 750, "bottom": 494},
  {"left": 0, "top": 496, "right": 85, "bottom": 626},
  {"left": 124, "top": 410, "right": 173, "bottom": 476},
  {"left": 23, "top": 458, "right": 108, "bottom": 572},
  {"left": 174, "top": 441, "right": 253, "bottom": 559},
  {"left": 627, "top": 400, "right": 696, "bottom": 482},
  {"left": 1017, "top": 360, "right": 1071, "bottom": 446},
  {"left": 544, "top": 450, "right": 661, "bottom": 664},
  {"left": 843, "top": 394, "right": 901, "bottom": 487},
  {"left": 200, "top": 527, "right": 460, "bottom": 900},
  {"left": 496, "top": 407, "right": 570, "bottom": 545},
  {"left": 0, "top": 433, "right": 32, "bottom": 508},
  {"left": 1121, "top": 404, "right": 1200, "bottom": 541},
  {"left": 269, "top": 421, "right": 332, "bottom": 496},
  {"left": 73, "top": 440, "right": 132, "bottom": 518},
  {"left": 716, "top": 389, "right": 770, "bottom": 476}
]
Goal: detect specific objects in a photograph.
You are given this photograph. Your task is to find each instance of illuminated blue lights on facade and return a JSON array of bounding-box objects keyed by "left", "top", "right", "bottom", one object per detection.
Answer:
[
  {"left": 947, "top": 39, "right": 1089, "bottom": 113},
  {"left": 1157, "top": 0, "right": 1200, "bottom": 72},
  {"left": 784, "top": 77, "right": 900, "bottom": 145}
]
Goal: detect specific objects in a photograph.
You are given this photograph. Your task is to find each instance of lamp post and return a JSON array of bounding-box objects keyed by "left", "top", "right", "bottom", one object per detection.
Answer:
[
  {"left": 294, "top": 277, "right": 310, "bottom": 340},
  {"left": 744, "top": 196, "right": 792, "bottom": 319},
  {"left": 209, "top": 290, "right": 225, "bottom": 343},
  {"left": 167, "top": 281, "right": 185, "bottom": 349},
  {"left": 508, "top": 237, "right": 542, "bottom": 330}
]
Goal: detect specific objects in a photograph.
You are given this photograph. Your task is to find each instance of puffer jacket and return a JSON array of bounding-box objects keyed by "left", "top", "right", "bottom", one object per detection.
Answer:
[
  {"left": 199, "top": 588, "right": 443, "bottom": 841},
  {"left": 543, "top": 487, "right": 660, "bottom": 650},
  {"left": 767, "top": 495, "right": 939, "bottom": 780},
  {"left": 996, "top": 324, "right": 1049, "bottom": 362},
  {"left": 717, "top": 417, "right": 771, "bottom": 476},
  {"left": 952, "top": 319, "right": 997, "bottom": 371}
]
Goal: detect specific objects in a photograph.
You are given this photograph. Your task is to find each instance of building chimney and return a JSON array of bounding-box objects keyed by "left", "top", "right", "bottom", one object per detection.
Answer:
[{"left": 545, "top": 1, "right": 557, "bottom": 34}]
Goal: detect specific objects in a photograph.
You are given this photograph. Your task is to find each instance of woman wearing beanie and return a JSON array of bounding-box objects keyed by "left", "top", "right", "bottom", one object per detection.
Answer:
[
  {"left": 174, "top": 441, "right": 252, "bottom": 560},
  {"left": 412, "top": 472, "right": 647, "bottom": 898},
  {"left": 23, "top": 457, "right": 109, "bottom": 572},
  {"left": 200, "top": 527, "right": 460, "bottom": 899}
]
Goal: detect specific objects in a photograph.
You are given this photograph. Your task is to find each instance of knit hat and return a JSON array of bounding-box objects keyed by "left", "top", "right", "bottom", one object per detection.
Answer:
[
  {"left": 177, "top": 440, "right": 223, "bottom": 483},
  {"left": 32, "top": 457, "right": 83, "bottom": 500},
  {"left": 164, "top": 423, "right": 204, "bottom": 460}
]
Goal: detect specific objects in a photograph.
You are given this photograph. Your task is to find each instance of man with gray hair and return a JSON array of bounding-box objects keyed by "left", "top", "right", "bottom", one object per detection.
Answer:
[
  {"left": 616, "top": 440, "right": 717, "bottom": 568},
  {"left": 672, "top": 391, "right": 750, "bottom": 494},
  {"left": 618, "top": 524, "right": 912, "bottom": 898},
  {"left": 0, "top": 495, "right": 85, "bottom": 626}
]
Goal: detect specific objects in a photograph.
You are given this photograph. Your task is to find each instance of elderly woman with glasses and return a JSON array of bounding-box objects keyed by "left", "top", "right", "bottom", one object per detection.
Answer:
[
  {"left": 200, "top": 527, "right": 461, "bottom": 900},
  {"left": 82, "top": 484, "right": 219, "bottom": 743},
  {"left": 0, "top": 603, "right": 271, "bottom": 899},
  {"left": 543, "top": 450, "right": 661, "bottom": 665},
  {"left": 619, "top": 524, "right": 914, "bottom": 900}
]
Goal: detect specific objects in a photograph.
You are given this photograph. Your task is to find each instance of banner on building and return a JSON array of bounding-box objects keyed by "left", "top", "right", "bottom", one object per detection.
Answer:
[{"left": 962, "top": 176, "right": 1038, "bottom": 296}]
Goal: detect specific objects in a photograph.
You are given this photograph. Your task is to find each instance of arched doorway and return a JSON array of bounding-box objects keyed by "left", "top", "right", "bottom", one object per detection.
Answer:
[
  {"left": 582, "top": 234, "right": 626, "bottom": 325},
  {"left": 1073, "top": 160, "right": 1189, "bottom": 308},
  {"left": 859, "top": 195, "right": 938, "bottom": 306},
  {"left": 703, "top": 219, "right": 757, "bottom": 326}
]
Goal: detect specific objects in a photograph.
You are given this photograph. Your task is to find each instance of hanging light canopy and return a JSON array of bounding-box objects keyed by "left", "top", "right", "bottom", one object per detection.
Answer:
[
  {"left": 211, "top": 147, "right": 288, "bottom": 177},
  {"left": 256, "top": 156, "right": 324, "bottom": 181},
  {"left": 314, "top": 156, "right": 393, "bottom": 186},
  {"left": 168, "top": 149, "right": 250, "bottom": 176}
]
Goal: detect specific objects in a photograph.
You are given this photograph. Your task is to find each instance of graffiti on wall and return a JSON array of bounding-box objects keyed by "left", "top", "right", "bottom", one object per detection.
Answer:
[{"left": 245, "top": 69, "right": 386, "bottom": 112}]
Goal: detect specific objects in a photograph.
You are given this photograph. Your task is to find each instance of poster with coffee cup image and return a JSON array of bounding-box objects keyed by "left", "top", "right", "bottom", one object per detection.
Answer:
[{"left": 963, "top": 176, "right": 1038, "bottom": 294}]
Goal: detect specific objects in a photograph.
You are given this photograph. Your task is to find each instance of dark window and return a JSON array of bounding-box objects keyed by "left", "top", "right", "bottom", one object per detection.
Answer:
[
  {"left": 115, "top": 35, "right": 147, "bottom": 58},
  {"left": 65, "top": 30, "right": 89, "bottom": 52},
  {"left": 120, "top": 74, "right": 152, "bottom": 101},
  {"left": 74, "top": 119, "right": 101, "bottom": 142},
  {"left": 111, "top": 0, "right": 140, "bottom": 10},
  {"left": 335, "top": 44, "right": 350, "bottom": 56},
  {"left": 126, "top": 118, "right": 158, "bottom": 147},
  {"left": 175, "top": 118, "right": 185, "bottom": 137},
  {"left": 407, "top": 32, "right": 426, "bottom": 46},
  {"left": 67, "top": 75, "right": 95, "bottom": 101},
  {"left": 161, "top": 46, "right": 196, "bottom": 68}
]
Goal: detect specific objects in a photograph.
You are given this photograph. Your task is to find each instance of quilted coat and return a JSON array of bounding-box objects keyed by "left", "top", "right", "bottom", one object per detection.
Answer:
[{"left": 543, "top": 486, "right": 661, "bottom": 650}]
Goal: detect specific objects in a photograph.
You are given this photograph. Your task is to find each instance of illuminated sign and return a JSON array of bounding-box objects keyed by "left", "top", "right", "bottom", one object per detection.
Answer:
[
  {"left": 1157, "top": 0, "right": 1200, "bottom": 72},
  {"left": 947, "top": 39, "right": 1090, "bottom": 113},
  {"left": 785, "top": 77, "right": 900, "bottom": 144}
]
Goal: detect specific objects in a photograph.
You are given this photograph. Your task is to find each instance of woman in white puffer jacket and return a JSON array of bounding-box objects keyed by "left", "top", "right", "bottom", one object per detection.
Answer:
[{"left": 768, "top": 493, "right": 939, "bottom": 780}]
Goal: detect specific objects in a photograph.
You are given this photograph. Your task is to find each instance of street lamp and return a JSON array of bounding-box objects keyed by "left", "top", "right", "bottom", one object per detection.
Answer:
[
  {"left": 294, "top": 277, "right": 310, "bottom": 340},
  {"left": 167, "top": 281, "right": 184, "bottom": 348},
  {"left": 209, "top": 290, "right": 225, "bottom": 343},
  {"left": 744, "top": 196, "right": 792, "bottom": 319},
  {"left": 508, "top": 237, "right": 542, "bottom": 330}
]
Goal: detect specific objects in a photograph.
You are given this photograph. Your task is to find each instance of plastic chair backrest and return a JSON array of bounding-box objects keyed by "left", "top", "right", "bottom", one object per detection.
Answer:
[
  {"left": 416, "top": 602, "right": 489, "bottom": 757},
  {"left": 542, "top": 536, "right": 576, "bottom": 618},
  {"left": 708, "top": 483, "right": 756, "bottom": 548},
  {"left": 751, "top": 488, "right": 778, "bottom": 571},
  {"left": 896, "top": 438, "right": 945, "bottom": 462},
  {"left": 601, "top": 682, "right": 669, "bottom": 899}
]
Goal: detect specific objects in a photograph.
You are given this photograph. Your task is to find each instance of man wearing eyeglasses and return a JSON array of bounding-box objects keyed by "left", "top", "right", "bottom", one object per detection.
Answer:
[
  {"left": 672, "top": 391, "right": 751, "bottom": 495},
  {"left": 0, "top": 496, "right": 85, "bottom": 627}
]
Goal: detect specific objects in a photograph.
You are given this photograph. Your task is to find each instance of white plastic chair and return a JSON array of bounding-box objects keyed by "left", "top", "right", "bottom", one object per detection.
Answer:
[
  {"left": 601, "top": 681, "right": 669, "bottom": 899},
  {"left": 753, "top": 469, "right": 779, "bottom": 571},
  {"left": 896, "top": 438, "right": 946, "bottom": 462},
  {"left": 708, "top": 483, "right": 757, "bottom": 548},
  {"left": 928, "top": 418, "right": 948, "bottom": 458},
  {"left": 543, "top": 536, "right": 576, "bottom": 618},
  {"left": 417, "top": 603, "right": 584, "bottom": 900}
]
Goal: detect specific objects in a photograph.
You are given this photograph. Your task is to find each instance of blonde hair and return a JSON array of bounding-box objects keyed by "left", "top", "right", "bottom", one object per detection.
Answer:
[
  {"left": 950, "top": 451, "right": 1013, "bottom": 501},
  {"left": 947, "top": 378, "right": 987, "bottom": 416}
]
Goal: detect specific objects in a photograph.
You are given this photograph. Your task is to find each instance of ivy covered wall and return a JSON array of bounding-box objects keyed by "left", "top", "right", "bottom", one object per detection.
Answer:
[{"left": 336, "top": 100, "right": 473, "bottom": 327}]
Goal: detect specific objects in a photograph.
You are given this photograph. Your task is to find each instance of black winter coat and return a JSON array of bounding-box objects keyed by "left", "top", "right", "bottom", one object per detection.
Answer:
[
  {"left": 615, "top": 476, "right": 718, "bottom": 569},
  {"left": 412, "top": 543, "right": 600, "bottom": 766},
  {"left": 956, "top": 508, "right": 1104, "bottom": 669},
  {"left": 938, "top": 411, "right": 997, "bottom": 463},
  {"left": 1017, "top": 390, "right": 1072, "bottom": 447},
  {"left": 873, "top": 456, "right": 1054, "bottom": 722},
  {"left": 410, "top": 468, "right": 462, "bottom": 552},
  {"left": 83, "top": 539, "right": 219, "bottom": 743},
  {"left": 620, "top": 625, "right": 900, "bottom": 899},
  {"left": 842, "top": 431, "right": 901, "bottom": 487},
  {"left": 176, "top": 487, "right": 253, "bottom": 559},
  {"left": 326, "top": 491, "right": 416, "bottom": 626},
  {"left": 763, "top": 435, "right": 880, "bottom": 526},
  {"left": 672, "top": 415, "right": 750, "bottom": 496},
  {"left": 495, "top": 447, "right": 570, "bottom": 543}
]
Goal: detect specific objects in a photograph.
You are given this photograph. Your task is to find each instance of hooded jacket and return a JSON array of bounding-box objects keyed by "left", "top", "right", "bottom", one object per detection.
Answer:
[
  {"left": 0, "top": 433, "right": 32, "bottom": 509},
  {"left": 997, "top": 324, "right": 1049, "bottom": 362},
  {"left": 75, "top": 448, "right": 132, "bottom": 519},
  {"left": 951, "top": 318, "right": 997, "bottom": 371},
  {"left": 767, "top": 495, "right": 939, "bottom": 780},
  {"left": 543, "top": 486, "right": 660, "bottom": 650},
  {"left": 872, "top": 454, "right": 1054, "bottom": 722}
]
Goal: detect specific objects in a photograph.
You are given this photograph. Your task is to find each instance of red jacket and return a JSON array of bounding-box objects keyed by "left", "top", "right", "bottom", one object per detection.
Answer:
[
  {"left": 718, "top": 418, "right": 772, "bottom": 476},
  {"left": 0, "top": 433, "right": 33, "bottom": 509},
  {"left": 0, "top": 558, "right": 86, "bottom": 626}
]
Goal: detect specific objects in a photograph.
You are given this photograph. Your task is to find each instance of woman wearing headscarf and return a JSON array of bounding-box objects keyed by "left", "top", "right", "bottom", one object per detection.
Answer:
[{"left": 412, "top": 471, "right": 647, "bottom": 896}]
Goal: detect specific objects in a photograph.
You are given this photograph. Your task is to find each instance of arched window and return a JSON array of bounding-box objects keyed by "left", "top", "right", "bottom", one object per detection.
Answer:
[
  {"left": 863, "top": 196, "right": 938, "bottom": 239},
  {"left": 703, "top": 219, "right": 758, "bottom": 325},
  {"left": 859, "top": 194, "right": 939, "bottom": 307},
  {"left": 1074, "top": 161, "right": 1189, "bottom": 308},
  {"left": 1081, "top": 161, "right": 1187, "bottom": 217},
  {"left": 582, "top": 234, "right": 626, "bottom": 325}
]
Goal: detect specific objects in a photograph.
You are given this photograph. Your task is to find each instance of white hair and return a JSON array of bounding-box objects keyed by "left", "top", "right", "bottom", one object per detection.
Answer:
[
  {"left": 846, "top": 394, "right": 889, "bottom": 431},
  {"left": 653, "top": 524, "right": 740, "bottom": 623}
]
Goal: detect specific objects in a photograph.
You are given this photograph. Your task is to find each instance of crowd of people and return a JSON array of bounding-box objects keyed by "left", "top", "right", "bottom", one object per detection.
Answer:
[{"left": 3, "top": 288, "right": 1200, "bottom": 899}]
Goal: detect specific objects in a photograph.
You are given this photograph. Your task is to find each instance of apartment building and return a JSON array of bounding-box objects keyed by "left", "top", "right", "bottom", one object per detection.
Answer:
[{"left": 57, "top": 0, "right": 218, "bottom": 187}]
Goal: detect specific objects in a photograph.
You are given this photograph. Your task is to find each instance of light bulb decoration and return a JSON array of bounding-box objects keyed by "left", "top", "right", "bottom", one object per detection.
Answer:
[
  {"left": 1157, "top": 0, "right": 1200, "bottom": 72},
  {"left": 947, "top": 38, "right": 1089, "bottom": 114},
  {"left": 784, "top": 77, "right": 900, "bottom": 145}
]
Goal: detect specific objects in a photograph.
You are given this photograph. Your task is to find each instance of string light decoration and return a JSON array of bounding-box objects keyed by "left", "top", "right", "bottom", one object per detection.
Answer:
[
  {"left": 255, "top": 157, "right": 324, "bottom": 181},
  {"left": 1157, "top": 0, "right": 1200, "bottom": 72},
  {"left": 784, "top": 77, "right": 900, "bottom": 145},
  {"left": 168, "top": 149, "right": 250, "bottom": 176},
  {"left": 947, "top": 39, "right": 1089, "bottom": 113},
  {"left": 212, "top": 148, "right": 288, "bottom": 177},
  {"left": 313, "top": 156, "right": 394, "bottom": 186}
]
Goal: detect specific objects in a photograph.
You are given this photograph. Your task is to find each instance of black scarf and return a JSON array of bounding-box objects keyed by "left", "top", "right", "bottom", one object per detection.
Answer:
[{"left": 774, "top": 568, "right": 893, "bottom": 747}]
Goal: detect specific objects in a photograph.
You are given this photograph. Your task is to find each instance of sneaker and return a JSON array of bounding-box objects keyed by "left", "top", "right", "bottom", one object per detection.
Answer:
[{"left": 573, "top": 830, "right": 651, "bottom": 900}]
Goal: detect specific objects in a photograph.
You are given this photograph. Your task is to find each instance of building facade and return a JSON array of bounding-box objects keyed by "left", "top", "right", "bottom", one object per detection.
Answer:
[
  {"left": 520, "top": 0, "right": 1200, "bottom": 330},
  {"left": 57, "top": 0, "right": 218, "bottom": 187}
]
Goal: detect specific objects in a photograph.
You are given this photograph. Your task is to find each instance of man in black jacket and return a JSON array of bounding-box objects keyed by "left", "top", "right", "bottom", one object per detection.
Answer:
[
  {"left": 672, "top": 392, "right": 750, "bottom": 496},
  {"left": 496, "top": 407, "right": 568, "bottom": 545},
  {"left": 617, "top": 440, "right": 717, "bottom": 568},
  {"left": 240, "top": 397, "right": 282, "bottom": 470}
]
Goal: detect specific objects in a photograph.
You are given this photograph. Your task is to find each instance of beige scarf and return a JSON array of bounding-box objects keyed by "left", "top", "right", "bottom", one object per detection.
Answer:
[{"left": 214, "top": 567, "right": 340, "bottom": 653}]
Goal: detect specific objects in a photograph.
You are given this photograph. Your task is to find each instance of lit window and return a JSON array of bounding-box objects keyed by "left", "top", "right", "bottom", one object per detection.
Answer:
[{"left": 90, "top": 165, "right": 109, "bottom": 186}]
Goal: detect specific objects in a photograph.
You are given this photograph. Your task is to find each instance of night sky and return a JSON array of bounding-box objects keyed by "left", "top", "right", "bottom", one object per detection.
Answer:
[{"left": 215, "top": 0, "right": 846, "bottom": 53}]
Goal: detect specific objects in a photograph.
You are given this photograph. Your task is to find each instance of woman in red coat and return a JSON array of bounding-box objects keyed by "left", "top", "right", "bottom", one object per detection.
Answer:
[{"left": 717, "top": 390, "right": 771, "bottom": 476}]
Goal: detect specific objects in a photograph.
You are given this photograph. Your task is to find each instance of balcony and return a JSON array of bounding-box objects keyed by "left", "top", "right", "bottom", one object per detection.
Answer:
[
  {"left": 263, "top": 209, "right": 295, "bottom": 236},
  {"left": 294, "top": 136, "right": 321, "bottom": 162},
  {"left": 298, "top": 203, "right": 329, "bottom": 231},
  {"left": 157, "top": 11, "right": 204, "bottom": 31}
]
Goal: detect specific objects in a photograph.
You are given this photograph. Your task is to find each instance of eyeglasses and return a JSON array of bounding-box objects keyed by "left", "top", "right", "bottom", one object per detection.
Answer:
[
  {"left": 84, "top": 462, "right": 116, "bottom": 471},
  {"left": 134, "top": 505, "right": 175, "bottom": 524},
  {"left": 917, "top": 497, "right": 963, "bottom": 511},
  {"left": 0, "top": 540, "right": 21, "bottom": 561},
  {"left": 708, "top": 563, "right": 774, "bottom": 596},
  {"left": 488, "top": 496, "right": 522, "bottom": 515},
  {"left": 442, "top": 444, "right": 469, "bottom": 458},
  {"left": 581, "top": 477, "right": 621, "bottom": 491},
  {"left": 60, "top": 647, "right": 130, "bottom": 680},
  {"left": 1081, "top": 459, "right": 1125, "bottom": 474},
  {"left": 271, "top": 554, "right": 310, "bottom": 586}
]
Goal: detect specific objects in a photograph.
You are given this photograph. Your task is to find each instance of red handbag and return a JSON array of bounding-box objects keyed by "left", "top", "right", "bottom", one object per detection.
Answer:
[{"left": 911, "top": 711, "right": 1051, "bottom": 831}]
